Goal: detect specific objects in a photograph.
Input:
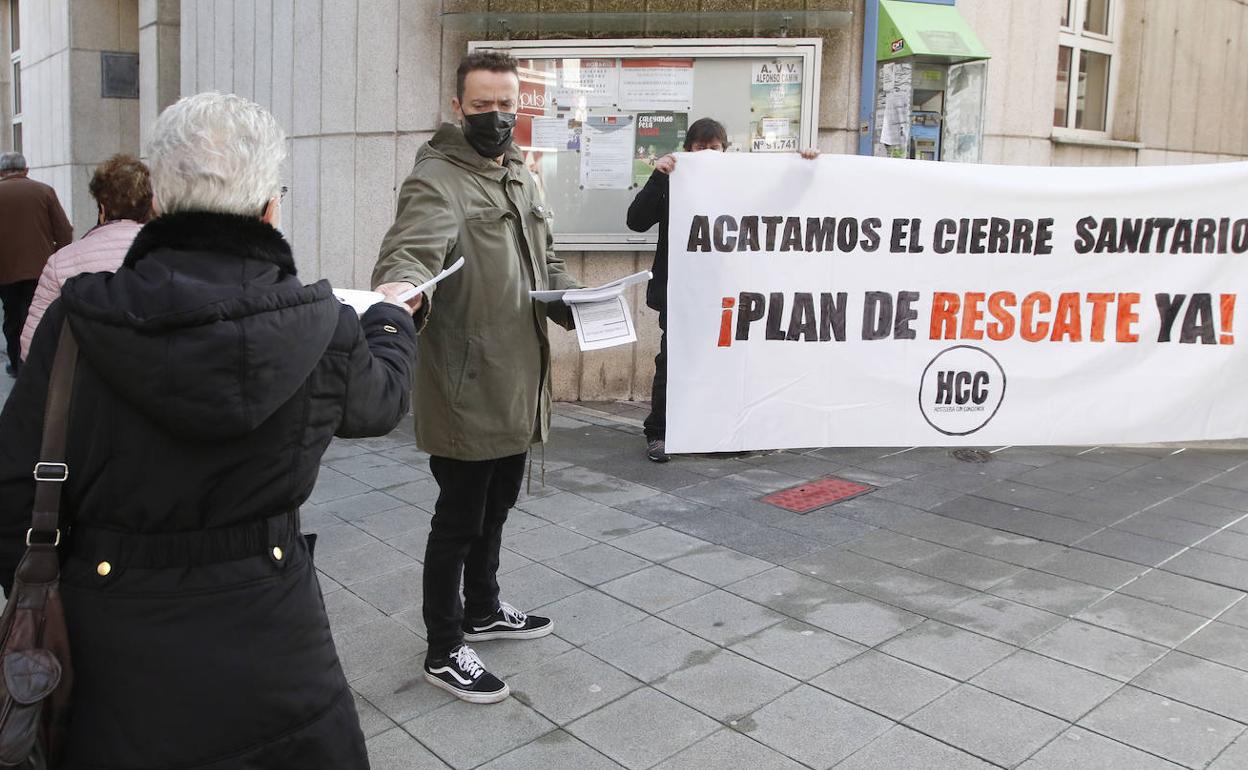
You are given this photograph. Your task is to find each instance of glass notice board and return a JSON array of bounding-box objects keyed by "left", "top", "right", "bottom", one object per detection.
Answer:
[{"left": 468, "top": 39, "right": 824, "bottom": 251}]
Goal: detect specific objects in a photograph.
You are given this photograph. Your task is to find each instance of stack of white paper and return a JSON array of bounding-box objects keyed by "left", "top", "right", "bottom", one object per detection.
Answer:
[{"left": 531, "top": 271, "right": 652, "bottom": 351}]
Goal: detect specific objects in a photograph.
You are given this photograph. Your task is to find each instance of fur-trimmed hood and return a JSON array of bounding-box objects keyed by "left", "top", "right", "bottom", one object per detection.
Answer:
[{"left": 59, "top": 211, "right": 341, "bottom": 441}]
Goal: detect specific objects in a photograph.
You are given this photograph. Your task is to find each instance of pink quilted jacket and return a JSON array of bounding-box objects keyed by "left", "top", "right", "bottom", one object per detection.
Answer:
[{"left": 20, "top": 219, "right": 143, "bottom": 360}]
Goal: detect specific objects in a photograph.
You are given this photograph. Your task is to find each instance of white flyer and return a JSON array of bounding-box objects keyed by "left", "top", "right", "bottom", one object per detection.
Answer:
[
  {"left": 551, "top": 58, "right": 619, "bottom": 109},
  {"left": 571, "top": 296, "right": 638, "bottom": 351},
  {"left": 530, "top": 270, "right": 651, "bottom": 303},
  {"left": 618, "top": 58, "right": 695, "bottom": 111},
  {"left": 761, "top": 117, "right": 793, "bottom": 138},
  {"left": 530, "top": 117, "right": 572, "bottom": 151},
  {"left": 579, "top": 115, "right": 636, "bottom": 190},
  {"left": 396, "top": 256, "right": 466, "bottom": 303}
]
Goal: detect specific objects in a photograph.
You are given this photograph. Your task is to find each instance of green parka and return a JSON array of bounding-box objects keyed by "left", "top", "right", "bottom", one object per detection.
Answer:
[{"left": 373, "top": 123, "right": 579, "bottom": 461}]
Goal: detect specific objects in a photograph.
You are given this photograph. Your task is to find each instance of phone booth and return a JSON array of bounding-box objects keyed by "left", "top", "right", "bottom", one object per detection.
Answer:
[{"left": 872, "top": 0, "right": 990, "bottom": 162}]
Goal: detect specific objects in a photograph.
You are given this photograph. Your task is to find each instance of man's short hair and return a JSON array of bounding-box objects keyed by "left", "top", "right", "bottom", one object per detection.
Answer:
[
  {"left": 684, "top": 118, "right": 729, "bottom": 151},
  {"left": 146, "top": 92, "right": 286, "bottom": 217},
  {"left": 0, "top": 152, "right": 27, "bottom": 173},
  {"left": 90, "top": 154, "right": 153, "bottom": 223},
  {"left": 456, "top": 51, "right": 520, "bottom": 102}
]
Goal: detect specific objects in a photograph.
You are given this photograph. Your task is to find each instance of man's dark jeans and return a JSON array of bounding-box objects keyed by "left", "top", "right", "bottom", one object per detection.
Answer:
[
  {"left": 644, "top": 310, "right": 667, "bottom": 441},
  {"left": 0, "top": 279, "right": 36, "bottom": 374},
  {"left": 423, "top": 452, "right": 526, "bottom": 658}
]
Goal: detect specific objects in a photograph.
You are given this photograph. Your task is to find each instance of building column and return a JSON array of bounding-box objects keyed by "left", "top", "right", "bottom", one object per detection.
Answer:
[{"left": 139, "top": 0, "right": 180, "bottom": 152}]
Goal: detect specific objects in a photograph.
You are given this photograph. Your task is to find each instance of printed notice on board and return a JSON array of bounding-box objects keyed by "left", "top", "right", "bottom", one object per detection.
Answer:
[
  {"left": 877, "top": 62, "right": 913, "bottom": 152},
  {"left": 753, "top": 117, "right": 797, "bottom": 152},
  {"left": 580, "top": 115, "right": 636, "bottom": 190},
  {"left": 552, "top": 59, "right": 619, "bottom": 109},
  {"left": 619, "top": 59, "right": 695, "bottom": 111},
  {"left": 531, "top": 117, "right": 582, "bottom": 151}
]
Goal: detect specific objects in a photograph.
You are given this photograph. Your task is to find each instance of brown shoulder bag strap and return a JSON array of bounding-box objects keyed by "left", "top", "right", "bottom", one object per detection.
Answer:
[{"left": 25, "top": 323, "right": 79, "bottom": 554}]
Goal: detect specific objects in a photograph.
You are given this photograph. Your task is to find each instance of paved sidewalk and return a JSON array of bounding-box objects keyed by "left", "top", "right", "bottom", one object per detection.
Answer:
[{"left": 308, "top": 402, "right": 1248, "bottom": 770}]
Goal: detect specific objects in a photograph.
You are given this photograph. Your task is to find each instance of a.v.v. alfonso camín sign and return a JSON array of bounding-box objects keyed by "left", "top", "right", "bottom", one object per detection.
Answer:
[{"left": 666, "top": 152, "right": 1248, "bottom": 452}]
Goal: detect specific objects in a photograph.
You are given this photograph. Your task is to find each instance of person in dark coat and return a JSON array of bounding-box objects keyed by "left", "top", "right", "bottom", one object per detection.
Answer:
[
  {"left": 627, "top": 118, "right": 729, "bottom": 464},
  {"left": 0, "top": 92, "right": 418, "bottom": 769},
  {"left": 0, "top": 151, "right": 73, "bottom": 378},
  {"left": 627, "top": 121, "right": 820, "bottom": 463}
]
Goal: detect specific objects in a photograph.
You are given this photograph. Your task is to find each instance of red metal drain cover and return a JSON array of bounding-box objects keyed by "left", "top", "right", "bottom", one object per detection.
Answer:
[{"left": 762, "top": 477, "right": 874, "bottom": 514}]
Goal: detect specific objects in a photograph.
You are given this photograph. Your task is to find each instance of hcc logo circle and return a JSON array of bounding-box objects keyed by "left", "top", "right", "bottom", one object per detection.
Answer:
[{"left": 918, "top": 345, "right": 1007, "bottom": 436}]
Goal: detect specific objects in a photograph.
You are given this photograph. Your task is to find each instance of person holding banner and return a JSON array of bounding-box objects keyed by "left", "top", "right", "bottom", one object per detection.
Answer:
[
  {"left": 627, "top": 119, "right": 819, "bottom": 463},
  {"left": 373, "top": 51, "right": 581, "bottom": 705}
]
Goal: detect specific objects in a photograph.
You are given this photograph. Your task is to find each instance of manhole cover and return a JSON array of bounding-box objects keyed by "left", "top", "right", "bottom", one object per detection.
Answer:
[
  {"left": 762, "top": 477, "right": 874, "bottom": 515},
  {"left": 951, "top": 448, "right": 992, "bottom": 464}
]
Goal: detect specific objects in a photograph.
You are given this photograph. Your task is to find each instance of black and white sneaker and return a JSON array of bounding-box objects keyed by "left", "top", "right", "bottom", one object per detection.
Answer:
[
  {"left": 423, "top": 644, "right": 509, "bottom": 704},
  {"left": 462, "top": 602, "right": 554, "bottom": 642}
]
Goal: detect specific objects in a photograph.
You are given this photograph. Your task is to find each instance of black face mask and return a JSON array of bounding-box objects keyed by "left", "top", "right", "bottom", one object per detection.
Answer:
[{"left": 461, "top": 111, "right": 517, "bottom": 158}]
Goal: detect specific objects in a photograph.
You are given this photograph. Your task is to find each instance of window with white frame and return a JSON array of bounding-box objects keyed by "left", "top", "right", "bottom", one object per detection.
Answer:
[
  {"left": 9, "top": 0, "right": 20, "bottom": 153},
  {"left": 1054, "top": 0, "right": 1116, "bottom": 133}
]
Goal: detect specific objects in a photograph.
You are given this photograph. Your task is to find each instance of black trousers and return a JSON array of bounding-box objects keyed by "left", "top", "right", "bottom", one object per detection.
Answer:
[
  {"left": 0, "top": 279, "right": 36, "bottom": 373},
  {"left": 644, "top": 310, "right": 667, "bottom": 441},
  {"left": 423, "top": 452, "right": 526, "bottom": 658}
]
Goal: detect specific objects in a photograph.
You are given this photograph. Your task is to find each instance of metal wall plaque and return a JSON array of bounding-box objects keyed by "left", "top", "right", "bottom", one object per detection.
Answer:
[{"left": 101, "top": 52, "right": 139, "bottom": 99}]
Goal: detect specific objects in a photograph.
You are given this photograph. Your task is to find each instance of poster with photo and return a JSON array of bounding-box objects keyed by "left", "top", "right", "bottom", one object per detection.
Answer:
[
  {"left": 633, "top": 112, "right": 688, "bottom": 186},
  {"left": 750, "top": 59, "right": 803, "bottom": 152}
]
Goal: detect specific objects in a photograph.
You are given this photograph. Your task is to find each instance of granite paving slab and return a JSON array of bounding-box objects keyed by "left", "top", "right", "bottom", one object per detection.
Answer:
[{"left": 279, "top": 405, "right": 1248, "bottom": 769}]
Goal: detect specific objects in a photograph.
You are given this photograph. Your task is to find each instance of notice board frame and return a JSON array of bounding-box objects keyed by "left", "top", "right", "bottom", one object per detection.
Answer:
[{"left": 468, "top": 38, "right": 824, "bottom": 252}]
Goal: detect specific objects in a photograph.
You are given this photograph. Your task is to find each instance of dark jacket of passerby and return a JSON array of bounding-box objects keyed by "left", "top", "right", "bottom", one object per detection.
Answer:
[
  {"left": 627, "top": 169, "right": 669, "bottom": 312},
  {"left": 0, "top": 174, "right": 73, "bottom": 284},
  {"left": 373, "top": 123, "right": 578, "bottom": 461},
  {"left": 0, "top": 211, "right": 417, "bottom": 769}
]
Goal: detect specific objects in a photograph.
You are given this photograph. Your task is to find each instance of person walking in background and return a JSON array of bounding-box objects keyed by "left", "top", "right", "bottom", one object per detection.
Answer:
[
  {"left": 0, "top": 92, "right": 418, "bottom": 769},
  {"left": 0, "top": 152, "right": 72, "bottom": 378},
  {"left": 374, "top": 51, "right": 580, "bottom": 705},
  {"left": 627, "top": 121, "right": 819, "bottom": 463},
  {"left": 20, "top": 154, "right": 152, "bottom": 361}
]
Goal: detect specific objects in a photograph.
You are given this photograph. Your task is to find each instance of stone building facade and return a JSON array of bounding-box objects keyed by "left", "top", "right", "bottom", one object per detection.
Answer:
[{"left": 4, "top": 0, "right": 1246, "bottom": 401}]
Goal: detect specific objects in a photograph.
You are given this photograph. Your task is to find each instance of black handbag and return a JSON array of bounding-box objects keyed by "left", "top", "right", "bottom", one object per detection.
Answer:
[{"left": 0, "top": 325, "right": 78, "bottom": 768}]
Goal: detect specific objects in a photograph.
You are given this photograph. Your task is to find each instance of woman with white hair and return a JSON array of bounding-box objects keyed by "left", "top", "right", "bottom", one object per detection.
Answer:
[{"left": 0, "top": 92, "right": 416, "bottom": 768}]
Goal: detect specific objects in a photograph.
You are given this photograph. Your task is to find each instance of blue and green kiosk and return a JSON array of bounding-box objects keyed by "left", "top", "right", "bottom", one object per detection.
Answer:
[{"left": 859, "top": 0, "right": 991, "bottom": 162}]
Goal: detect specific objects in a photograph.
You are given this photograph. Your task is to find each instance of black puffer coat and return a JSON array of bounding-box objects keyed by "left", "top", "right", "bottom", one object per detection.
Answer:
[{"left": 0, "top": 212, "right": 417, "bottom": 769}]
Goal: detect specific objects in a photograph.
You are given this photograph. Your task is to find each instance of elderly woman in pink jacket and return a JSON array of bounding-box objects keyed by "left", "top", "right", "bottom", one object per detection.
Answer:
[{"left": 19, "top": 154, "right": 152, "bottom": 359}]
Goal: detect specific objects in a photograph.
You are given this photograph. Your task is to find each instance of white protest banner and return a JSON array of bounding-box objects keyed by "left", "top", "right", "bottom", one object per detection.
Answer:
[{"left": 666, "top": 152, "right": 1248, "bottom": 452}]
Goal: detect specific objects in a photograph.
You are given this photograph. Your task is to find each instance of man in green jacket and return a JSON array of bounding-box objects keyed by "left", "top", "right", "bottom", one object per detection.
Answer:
[{"left": 373, "top": 51, "right": 580, "bottom": 704}]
